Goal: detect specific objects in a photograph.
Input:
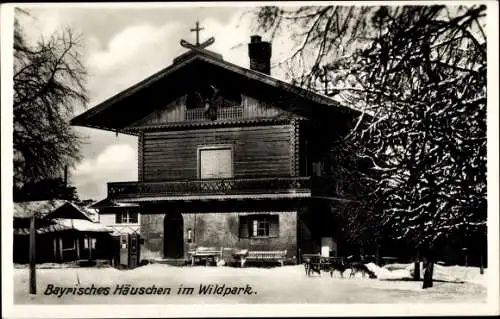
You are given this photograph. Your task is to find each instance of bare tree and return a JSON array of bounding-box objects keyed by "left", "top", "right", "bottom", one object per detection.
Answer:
[
  {"left": 13, "top": 9, "right": 88, "bottom": 192},
  {"left": 255, "top": 5, "right": 487, "bottom": 288}
]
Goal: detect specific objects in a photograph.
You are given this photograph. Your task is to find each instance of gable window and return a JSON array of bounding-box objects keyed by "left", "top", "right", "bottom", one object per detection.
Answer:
[
  {"left": 239, "top": 214, "right": 279, "bottom": 238},
  {"left": 198, "top": 146, "right": 233, "bottom": 179},
  {"left": 115, "top": 210, "right": 139, "bottom": 224}
]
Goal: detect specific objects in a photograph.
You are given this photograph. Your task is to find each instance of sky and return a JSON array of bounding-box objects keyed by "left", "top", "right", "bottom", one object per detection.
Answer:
[{"left": 15, "top": 3, "right": 298, "bottom": 200}]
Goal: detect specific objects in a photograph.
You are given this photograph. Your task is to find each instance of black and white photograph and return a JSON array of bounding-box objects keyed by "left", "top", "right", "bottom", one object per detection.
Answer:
[{"left": 1, "top": 1, "right": 498, "bottom": 317}]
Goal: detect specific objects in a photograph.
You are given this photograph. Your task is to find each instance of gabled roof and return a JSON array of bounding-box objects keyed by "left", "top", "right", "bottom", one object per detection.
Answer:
[
  {"left": 13, "top": 200, "right": 93, "bottom": 221},
  {"left": 14, "top": 218, "right": 112, "bottom": 235},
  {"left": 71, "top": 48, "right": 360, "bottom": 134}
]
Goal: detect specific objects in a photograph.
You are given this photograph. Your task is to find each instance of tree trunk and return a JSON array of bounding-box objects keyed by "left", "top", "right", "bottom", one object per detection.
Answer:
[{"left": 422, "top": 256, "right": 434, "bottom": 289}]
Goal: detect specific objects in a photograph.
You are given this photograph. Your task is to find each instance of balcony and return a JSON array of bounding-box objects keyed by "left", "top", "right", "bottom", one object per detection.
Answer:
[
  {"left": 107, "top": 176, "right": 311, "bottom": 201},
  {"left": 185, "top": 106, "right": 243, "bottom": 121}
]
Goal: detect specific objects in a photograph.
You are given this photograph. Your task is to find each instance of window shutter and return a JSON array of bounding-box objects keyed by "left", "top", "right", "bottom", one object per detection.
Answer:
[
  {"left": 239, "top": 215, "right": 249, "bottom": 238},
  {"left": 269, "top": 215, "right": 279, "bottom": 238},
  {"left": 130, "top": 211, "right": 138, "bottom": 223}
]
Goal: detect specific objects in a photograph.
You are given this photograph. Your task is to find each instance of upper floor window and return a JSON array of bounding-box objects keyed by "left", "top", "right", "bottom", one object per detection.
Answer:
[
  {"left": 115, "top": 210, "right": 139, "bottom": 224},
  {"left": 198, "top": 146, "right": 233, "bottom": 179}
]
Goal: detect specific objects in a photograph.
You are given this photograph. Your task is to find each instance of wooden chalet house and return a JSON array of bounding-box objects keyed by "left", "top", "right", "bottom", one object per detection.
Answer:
[{"left": 71, "top": 28, "right": 360, "bottom": 263}]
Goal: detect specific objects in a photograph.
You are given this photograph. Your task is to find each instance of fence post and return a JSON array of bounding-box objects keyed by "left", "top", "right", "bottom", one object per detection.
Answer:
[
  {"left": 480, "top": 255, "right": 484, "bottom": 275},
  {"left": 29, "top": 215, "right": 36, "bottom": 294}
]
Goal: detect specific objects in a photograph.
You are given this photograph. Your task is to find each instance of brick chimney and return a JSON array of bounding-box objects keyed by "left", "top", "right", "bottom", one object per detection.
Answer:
[{"left": 248, "top": 35, "right": 272, "bottom": 75}]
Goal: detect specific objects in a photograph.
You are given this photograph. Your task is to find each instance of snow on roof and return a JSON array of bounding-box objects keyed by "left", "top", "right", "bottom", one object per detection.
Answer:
[
  {"left": 52, "top": 218, "right": 112, "bottom": 232},
  {"left": 90, "top": 198, "right": 140, "bottom": 209},
  {"left": 14, "top": 218, "right": 112, "bottom": 235},
  {"left": 80, "top": 207, "right": 100, "bottom": 222},
  {"left": 14, "top": 222, "right": 70, "bottom": 235}
]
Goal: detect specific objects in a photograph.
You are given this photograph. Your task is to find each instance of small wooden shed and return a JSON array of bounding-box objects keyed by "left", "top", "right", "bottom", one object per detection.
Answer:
[{"left": 13, "top": 200, "right": 114, "bottom": 264}]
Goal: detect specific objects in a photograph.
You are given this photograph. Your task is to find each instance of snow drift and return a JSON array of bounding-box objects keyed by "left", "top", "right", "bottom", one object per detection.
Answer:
[{"left": 365, "top": 262, "right": 486, "bottom": 286}]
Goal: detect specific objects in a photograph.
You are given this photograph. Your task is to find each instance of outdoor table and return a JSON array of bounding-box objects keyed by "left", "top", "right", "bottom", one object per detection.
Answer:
[{"left": 188, "top": 250, "right": 221, "bottom": 266}]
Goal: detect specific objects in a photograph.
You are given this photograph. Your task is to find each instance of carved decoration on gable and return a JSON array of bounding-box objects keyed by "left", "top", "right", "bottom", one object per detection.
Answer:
[{"left": 186, "top": 83, "right": 242, "bottom": 121}]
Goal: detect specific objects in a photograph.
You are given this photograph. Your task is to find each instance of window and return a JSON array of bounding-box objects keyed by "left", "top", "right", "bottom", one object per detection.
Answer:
[
  {"left": 239, "top": 214, "right": 279, "bottom": 238},
  {"left": 115, "top": 210, "right": 139, "bottom": 224},
  {"left": 83, "top": 236, "right": 97, "bottom": 249},
  {"left": 252, "top": 218, "right": 270, "bottom": 237},
  {"left": 199, "top": 147, "right": 233, "bottom": 179}
]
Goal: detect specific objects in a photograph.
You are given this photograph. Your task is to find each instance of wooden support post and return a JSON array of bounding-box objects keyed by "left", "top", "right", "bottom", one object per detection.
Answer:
[
  {"left": 59, "top": 238, "right": 63, "bottom": 261},
  {"left": 88, "top": 236, "right": 92, "bottom": 260},
  {"left": 29, "top": 215, "right": 36, "bottom": 295},
  {"left": 53, "top": 238, "right": 57, "bottom": 261},
  {"left": 76, "top": 237, "right": 80, "bottom": 260}
]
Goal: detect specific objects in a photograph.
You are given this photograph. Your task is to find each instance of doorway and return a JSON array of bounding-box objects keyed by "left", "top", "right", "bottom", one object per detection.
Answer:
[{"left": 163, "top": 212, "right": 184, "bottom": 258}]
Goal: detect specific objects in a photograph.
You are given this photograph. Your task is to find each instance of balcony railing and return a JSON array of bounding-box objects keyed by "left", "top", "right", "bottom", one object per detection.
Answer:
[
  {"left": 185, "top": 106, "right": 243, "bottom": 121},
  {"left": 108, "top": 176, "right": 311, "bottom": 200}
]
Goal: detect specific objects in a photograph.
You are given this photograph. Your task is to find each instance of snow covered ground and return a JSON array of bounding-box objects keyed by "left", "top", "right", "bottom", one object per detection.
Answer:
[
  {"left": 366, "top": 262, "right": 488, "bottom": 287},
  {"left": 13, "top": 263, "right": 487, "bottom": 304}
]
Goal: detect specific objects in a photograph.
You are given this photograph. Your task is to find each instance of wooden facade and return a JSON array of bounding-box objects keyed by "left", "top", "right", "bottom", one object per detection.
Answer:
[
  {"left": 74, "top": 36, "right": 360, "bottom": 263},
  {"left": 141, "top": 123, "right": 292, "bottom": 181},
  {"left": 131, "top": 94, "right": 290, "bottom": 127}
]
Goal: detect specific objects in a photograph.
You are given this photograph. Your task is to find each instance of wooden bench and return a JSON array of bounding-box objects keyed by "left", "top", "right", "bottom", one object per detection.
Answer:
[{"left": 243, "top": 250, "right": 287, "bottom": 267}]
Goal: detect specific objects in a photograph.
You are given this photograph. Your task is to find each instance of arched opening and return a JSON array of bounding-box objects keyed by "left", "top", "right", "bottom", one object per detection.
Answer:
[{"left": 163, "top": 212, "right": 184, "bottom": 258}]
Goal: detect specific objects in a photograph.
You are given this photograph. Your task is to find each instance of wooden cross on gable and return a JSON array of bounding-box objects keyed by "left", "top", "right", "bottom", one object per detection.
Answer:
[
  {"left": 181, "top": 21, "right": 220, "bottom": 121},
  {"left": 191, "top": 21, "right": 203, "bottom": 45},
  {"left": 180, "top": 20, "right": 215, "bottom": 50}
]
